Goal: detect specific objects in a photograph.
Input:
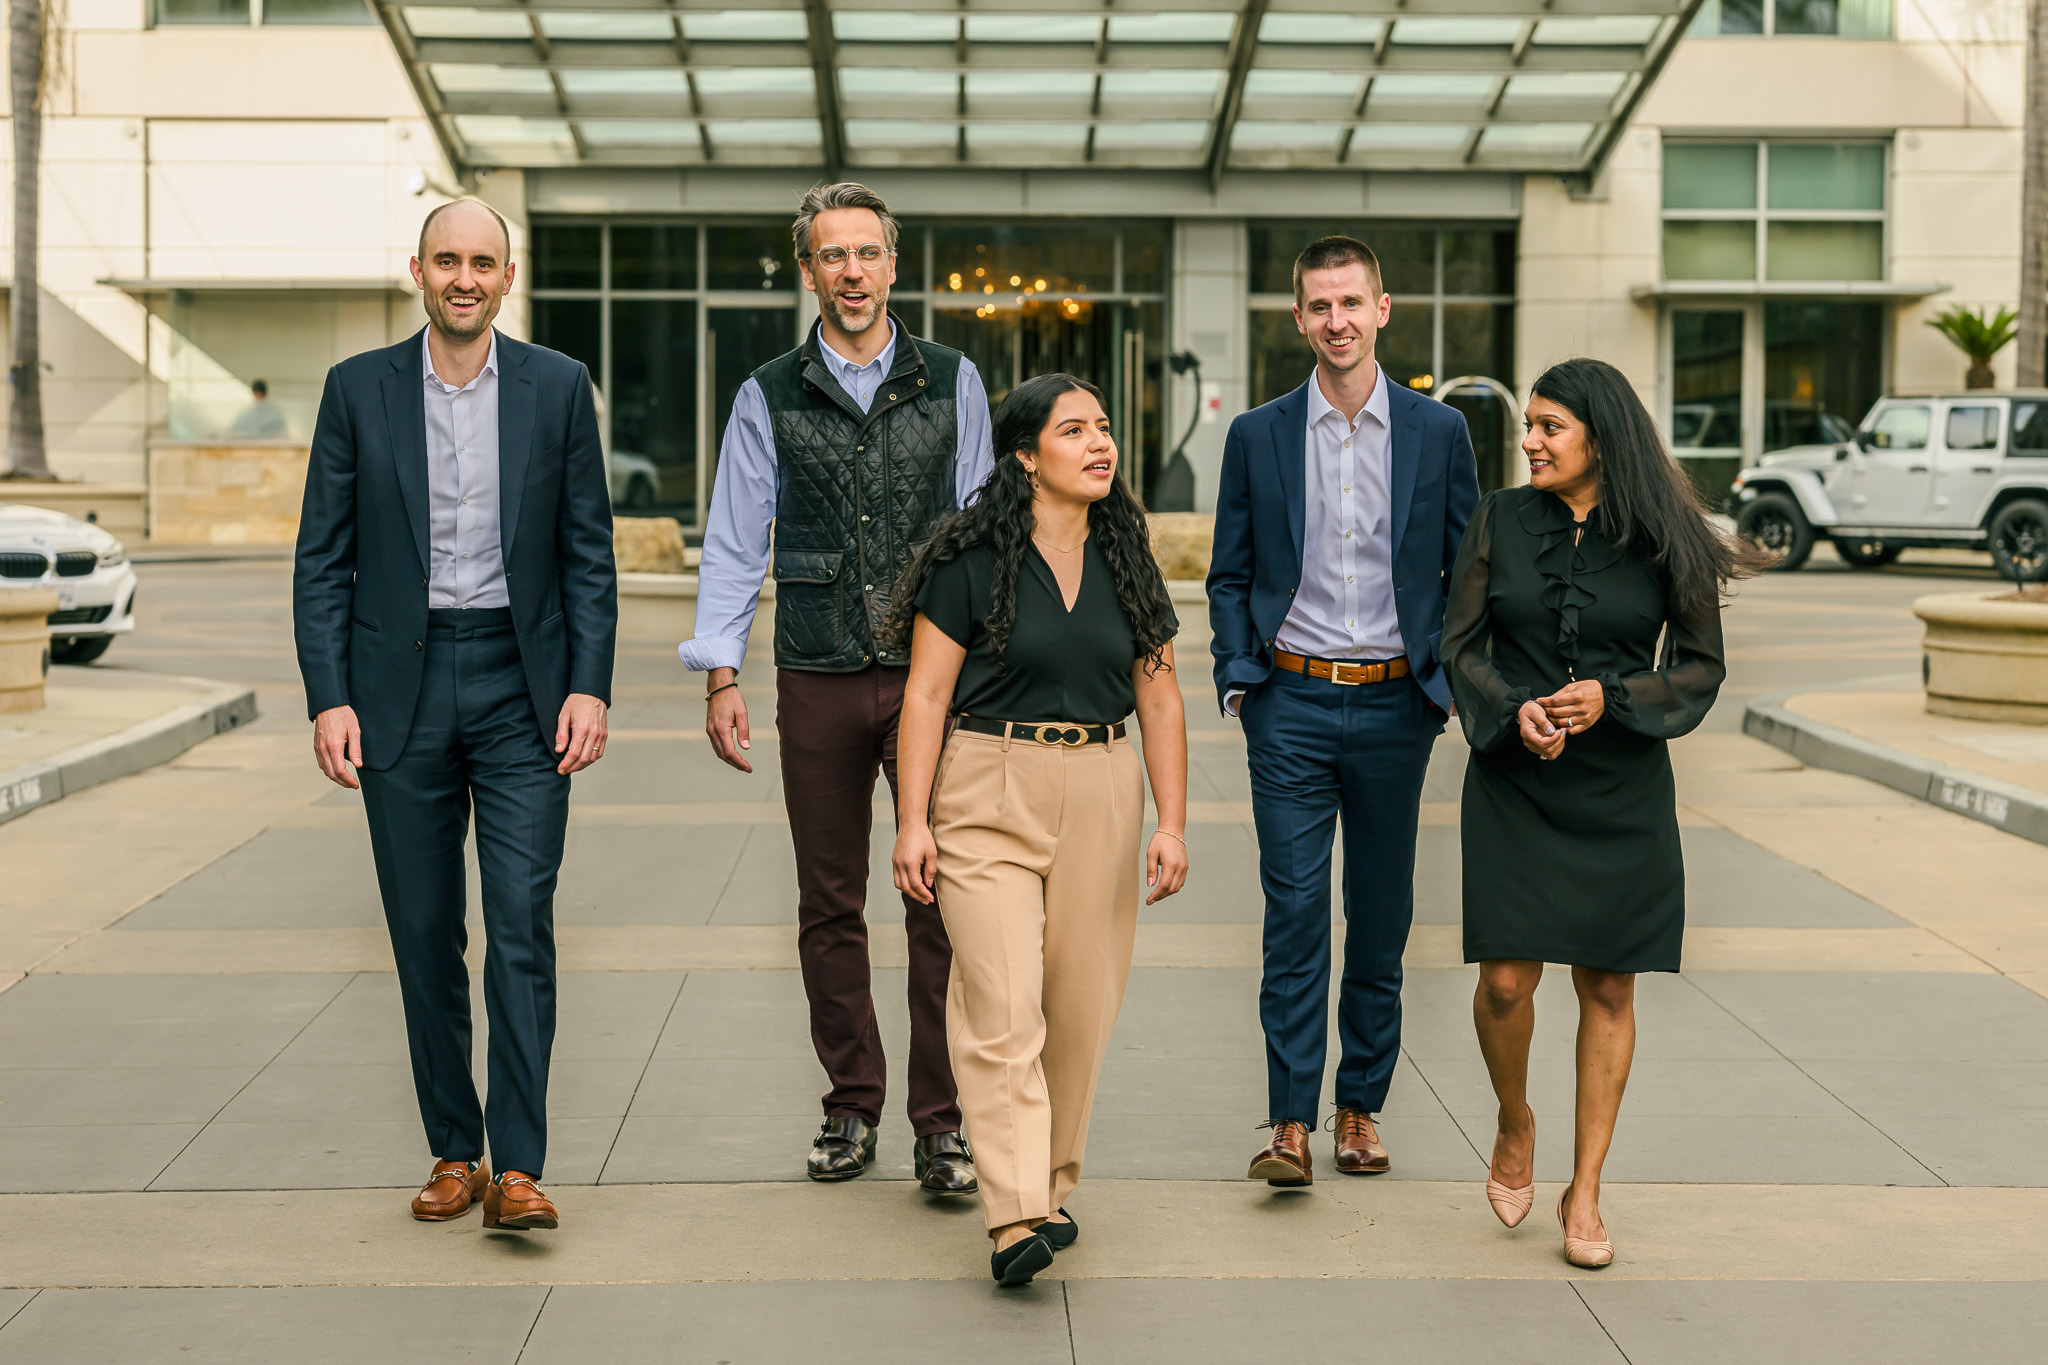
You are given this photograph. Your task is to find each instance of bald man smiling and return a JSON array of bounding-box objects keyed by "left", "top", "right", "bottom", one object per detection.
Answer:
[{"left": 293, "top": 199, "right": 617, "bottom": 1232}]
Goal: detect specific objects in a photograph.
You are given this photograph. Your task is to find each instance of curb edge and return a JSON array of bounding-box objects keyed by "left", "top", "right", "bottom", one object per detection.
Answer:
[
  {"left": 1743, "top": 687, "right": 2048, "bottom": 849},
  {"left": 0, "top": 682, "right": 260, "bottom": 827}
]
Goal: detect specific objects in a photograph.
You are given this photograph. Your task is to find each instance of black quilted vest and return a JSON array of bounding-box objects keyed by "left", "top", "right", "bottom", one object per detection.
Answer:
[{"left": 755, "top": 316, "right": 963, "bottom": 672}]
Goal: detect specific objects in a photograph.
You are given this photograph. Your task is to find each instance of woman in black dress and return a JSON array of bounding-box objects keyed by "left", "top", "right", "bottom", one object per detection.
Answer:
[{"left": 1442, "top": 357, "right": 1767, "bottom": 1268}]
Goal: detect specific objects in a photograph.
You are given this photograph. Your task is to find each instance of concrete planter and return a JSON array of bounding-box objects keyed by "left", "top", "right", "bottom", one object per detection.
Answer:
[
  {"left": 148, "top": 441, "right": 310, "bottom": 546},
  {"left": 0, "top": 590, "right": 60, "bottom": 713},
  {"left": 1914, "top": 589, "right": 2048, "bottom": 724}
]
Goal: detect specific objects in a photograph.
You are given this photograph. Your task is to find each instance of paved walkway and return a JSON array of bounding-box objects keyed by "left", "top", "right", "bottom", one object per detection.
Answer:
[{"left": 1, "top": 554, "right": 2045, "bottom": 1363}]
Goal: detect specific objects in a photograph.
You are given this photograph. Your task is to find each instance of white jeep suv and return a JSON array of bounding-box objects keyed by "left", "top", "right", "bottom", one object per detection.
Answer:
[{"left": 1729, "top": 392, "right": 2048, "bottom": 579}]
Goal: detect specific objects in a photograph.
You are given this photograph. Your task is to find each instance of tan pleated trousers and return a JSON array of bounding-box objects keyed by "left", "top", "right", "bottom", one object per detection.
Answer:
[{"left": 930, "top": 726, "right": 1144, "bottom": 1230}]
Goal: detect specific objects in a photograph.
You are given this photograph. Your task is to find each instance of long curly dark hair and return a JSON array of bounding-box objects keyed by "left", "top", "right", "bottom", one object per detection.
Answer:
[
  {"left": 1531, "top": 357, "right": 1773, "bottom": 622},
  {"left": 885, "top": 372, "right": 1176, "bottom": 673}
]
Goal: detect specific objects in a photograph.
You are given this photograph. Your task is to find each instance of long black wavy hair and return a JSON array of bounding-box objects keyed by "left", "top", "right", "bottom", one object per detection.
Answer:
[
  {"left": 885, "top": 372, "right": 1177, "bottom": 673},
  {"left": 1531, "top": 357, "right": 1772, "bottom": 621}
]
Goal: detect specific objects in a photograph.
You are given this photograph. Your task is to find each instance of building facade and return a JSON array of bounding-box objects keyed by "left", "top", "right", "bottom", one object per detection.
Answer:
[{"left": 1, "top": 0, "right": 2025, "bottom": 532}]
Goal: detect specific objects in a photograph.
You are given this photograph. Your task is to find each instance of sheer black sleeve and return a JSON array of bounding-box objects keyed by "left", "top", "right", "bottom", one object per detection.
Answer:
[
  {"left": 1596, "top": 598, "right": 1726, "bottom": 741},
  {"left": 1442, "top": 493, "right": 1535, "bottom": 753}
]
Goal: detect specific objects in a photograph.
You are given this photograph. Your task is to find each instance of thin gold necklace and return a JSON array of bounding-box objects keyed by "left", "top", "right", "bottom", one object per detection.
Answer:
[{"left": 1033, "top": 532, "right": 1086, "bottom": 555}]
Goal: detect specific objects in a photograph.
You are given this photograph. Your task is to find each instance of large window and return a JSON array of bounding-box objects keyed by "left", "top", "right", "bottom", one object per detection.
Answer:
[
  {"left": 155, "top": 0, "right": 373, "bottom": 23},
  {"left": 529, "top": 219, "right": 1171, "bottom": 525},
  {"left": 1663, "top": 141, "right": 1887, "bottom": 283},
  {"left": 1689, "top": 0, "right": 1891, "bottom": 36},
  {"left": 1248, "top": 221, "right": 1516, "bottom": 489}
]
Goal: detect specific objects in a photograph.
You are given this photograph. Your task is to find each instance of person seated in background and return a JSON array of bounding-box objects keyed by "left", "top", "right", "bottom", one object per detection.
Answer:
[{"left": 227, "top": 379, "right": 289, "bottom": 438}]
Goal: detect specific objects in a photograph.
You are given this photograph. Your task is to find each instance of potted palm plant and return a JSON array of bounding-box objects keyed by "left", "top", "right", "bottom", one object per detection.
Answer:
[{"left": 1926, "top": 305, "right": 2018, "bottom": 390}]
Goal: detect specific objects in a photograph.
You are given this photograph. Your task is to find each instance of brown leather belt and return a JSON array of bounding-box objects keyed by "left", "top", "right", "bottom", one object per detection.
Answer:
[{"left": 1273, "top": 649, "right": 1410, "bottom": 687}]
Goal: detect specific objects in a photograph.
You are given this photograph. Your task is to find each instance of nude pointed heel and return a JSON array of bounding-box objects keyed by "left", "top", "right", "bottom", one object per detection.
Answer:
[
  {"left": 1557, "top": 1185, "right": 1614, "bottom": 1269},
  {"left": 1487, "top": 1176, "right": 1535, "bottom": 1228},
  {"left": 1486, "top": 1108, "right": 1535, "bottom": 1228}
]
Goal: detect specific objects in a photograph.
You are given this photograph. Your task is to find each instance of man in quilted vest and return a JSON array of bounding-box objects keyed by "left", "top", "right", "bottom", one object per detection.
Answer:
[{"left": 679, "top": 182, "right": 994, "bottom": 1194}]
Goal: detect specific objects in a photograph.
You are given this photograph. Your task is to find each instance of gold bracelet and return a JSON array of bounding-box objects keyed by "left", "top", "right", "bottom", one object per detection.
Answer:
[{"left": 1155, "top": 829, "right": 1187, "bottom": 847}]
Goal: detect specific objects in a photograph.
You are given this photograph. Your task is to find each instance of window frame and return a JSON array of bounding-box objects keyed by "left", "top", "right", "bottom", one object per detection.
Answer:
[
  {"left": 1660, "top": 138, "right": 1890, "bottom": 285},
  {"left": 1687, "top": 0, "right": 1895, "bottom": 38},
  {"left": 151, "top": 0, "right": 377, "bottom": 27}
]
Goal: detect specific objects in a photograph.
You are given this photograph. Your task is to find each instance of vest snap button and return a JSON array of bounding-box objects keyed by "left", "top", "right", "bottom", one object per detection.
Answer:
[
  {"left": 864, "top": 584, "right": 874, "bottom": 593},
  {"left": 917, "top": 378, "right": 925, "bottom": 386}
]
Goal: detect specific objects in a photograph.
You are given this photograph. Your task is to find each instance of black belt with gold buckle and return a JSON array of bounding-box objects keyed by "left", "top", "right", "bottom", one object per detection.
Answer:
[{"left": 955, "top": 716, "right": 1126, "bottom": 747}]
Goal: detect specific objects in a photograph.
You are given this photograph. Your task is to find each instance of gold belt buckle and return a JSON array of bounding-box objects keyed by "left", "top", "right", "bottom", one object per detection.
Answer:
[
  {"left": 1329, "top": 662, "right": 1361, "bottom": 686},
  {"left": 1329, "top": 661, "right": 1384, "bottom": 686},
  {"left": 1037, "top": 724, "right": 1088, "bottom": 747}
]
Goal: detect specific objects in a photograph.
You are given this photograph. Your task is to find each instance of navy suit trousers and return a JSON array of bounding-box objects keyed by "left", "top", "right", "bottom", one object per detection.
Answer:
[
  {"left": 360, "top": 609, "right": 569, "bottom": 1177},
  {"left": 1242, "top": 667, "right": 1441, "bottom": 1125}
]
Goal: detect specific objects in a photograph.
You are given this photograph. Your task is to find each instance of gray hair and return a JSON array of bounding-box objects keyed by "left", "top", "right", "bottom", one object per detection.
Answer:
[{"left": 792, "top": 181, "right": 899, "bottom": 260}]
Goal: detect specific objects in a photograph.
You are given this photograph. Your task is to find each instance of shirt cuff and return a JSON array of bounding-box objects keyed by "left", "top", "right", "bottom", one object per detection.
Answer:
[
  {"left": 1223, "top": 687, "right": 1245, "bottom": 718},
  {"left": 678, "top": 637, "right": 747, "bottom": 673}
]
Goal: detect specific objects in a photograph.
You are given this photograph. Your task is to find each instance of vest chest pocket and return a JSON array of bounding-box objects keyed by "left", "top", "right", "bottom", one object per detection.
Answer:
[{"left": 772, "top": 547, "right": 847, "bottom": 661}]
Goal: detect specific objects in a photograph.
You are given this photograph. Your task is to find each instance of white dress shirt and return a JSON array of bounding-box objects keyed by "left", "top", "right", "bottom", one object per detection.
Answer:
[
  {"left": 678, "top": 318, "right": 996, "bottom": 674},
  {"left": 1226, "top": 366, "right": 1403, "bottom": 716},
  {"left": 422, "top": 330, "right": 509, "bottom": 610}
]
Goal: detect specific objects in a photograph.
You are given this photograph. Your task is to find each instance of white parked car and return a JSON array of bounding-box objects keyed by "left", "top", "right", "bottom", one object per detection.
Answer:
[
  {"left": 0, "top": 503, "right": 139, "bottom": 663},
  {"left": 1729, "top": 391, "right": 2048, "bottom": 579}
]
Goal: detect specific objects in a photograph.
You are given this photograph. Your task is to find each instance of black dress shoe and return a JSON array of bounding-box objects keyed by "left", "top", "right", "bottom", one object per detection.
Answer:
[
  {"left": 990, "top": 1232, "right": 1055, "bottom": 1287},
  {"left": 913, "top": 1131, "right": 978, "bottom": 1195},
  {"left": 806, "top": 1116, "right": 877, "bottom": 1181},
  {"left": 1039, "top": 1208, "right": 1077, "bottom": 1251}
]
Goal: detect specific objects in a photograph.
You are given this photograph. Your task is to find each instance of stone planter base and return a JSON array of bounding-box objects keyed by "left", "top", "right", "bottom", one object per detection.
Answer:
[
  {"left": 0, "top": 590, "right": 59, "bottom": 713},
  {"left": 1914, "top": 590, "right": 2048, "bottom": 725}
]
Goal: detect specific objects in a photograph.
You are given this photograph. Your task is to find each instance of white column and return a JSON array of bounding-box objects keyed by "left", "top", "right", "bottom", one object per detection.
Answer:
[{"left": 1169, "top": 218, "right": 1248, "bottom": 513}]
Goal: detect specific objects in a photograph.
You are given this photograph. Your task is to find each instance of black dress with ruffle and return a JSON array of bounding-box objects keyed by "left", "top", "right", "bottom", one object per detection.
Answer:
[{"left": 1441, "top": 487, "right": 1727, "bottom": 973}]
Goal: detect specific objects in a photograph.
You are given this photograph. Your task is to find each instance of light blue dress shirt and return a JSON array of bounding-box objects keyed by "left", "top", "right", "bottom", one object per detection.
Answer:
[
  {"left": 678, "top": 320, "right": 996, "bottom": 674},
  {"left": 1225, "top": 365, "right": 1401, "bottom": 716},
  {"left": 422, "top": 329, "right": 510, "bottom": 610}
]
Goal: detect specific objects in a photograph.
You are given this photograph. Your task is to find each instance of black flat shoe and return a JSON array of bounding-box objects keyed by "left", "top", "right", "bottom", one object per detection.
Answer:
[
  {"left": 806, "top": 1116, "right": 877, "bottom": 1181},
  {"left": 1039, "top": 1208, "right": 1077, "bottom": 1251},
  {"left": 914, "top": 1131, "right": 978, "bottom": 1196},
  {"left": 990, "top": 1232, "right": 1055, "bottom": 1287}
]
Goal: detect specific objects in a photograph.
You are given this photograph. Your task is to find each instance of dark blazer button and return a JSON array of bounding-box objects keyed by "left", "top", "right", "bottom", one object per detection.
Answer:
[
  {"left": 420, "top": 577, "right": 427, "bottom": 588},
  {"left": 414, "top": 640, "right": 423, "bottom": 651}
]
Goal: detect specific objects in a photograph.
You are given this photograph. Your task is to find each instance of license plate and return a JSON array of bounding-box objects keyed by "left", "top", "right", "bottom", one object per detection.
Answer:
[{"left": 57, "top": 590, "right": 75, "bottom": 610}]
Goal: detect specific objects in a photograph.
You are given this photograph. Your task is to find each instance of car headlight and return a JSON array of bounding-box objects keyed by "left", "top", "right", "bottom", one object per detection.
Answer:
[{"left": 98, "top": 547, "right": 127, "bottom": 569}]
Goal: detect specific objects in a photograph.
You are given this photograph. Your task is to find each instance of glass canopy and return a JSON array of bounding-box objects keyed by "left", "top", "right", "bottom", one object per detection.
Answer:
[{"left": 374, "top": 0, "right": 1697, "bottom": 178}]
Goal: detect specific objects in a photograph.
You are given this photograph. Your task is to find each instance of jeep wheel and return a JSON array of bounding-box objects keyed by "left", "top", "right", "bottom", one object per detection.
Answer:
[
  {"left": 1736, "top": 493, "right": 1815, "bottom": 571},
  {"left": 1831, "top": 536, "right": 1901, "bottom": 569},
  {"left": 1989, "top": 498, "right": 2048, "bottom": 583}
]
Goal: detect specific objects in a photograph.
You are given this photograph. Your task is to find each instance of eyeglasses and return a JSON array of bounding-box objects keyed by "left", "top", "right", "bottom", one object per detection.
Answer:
[{"left": 804, "top": 243, "right": 892, "bottom": 270}]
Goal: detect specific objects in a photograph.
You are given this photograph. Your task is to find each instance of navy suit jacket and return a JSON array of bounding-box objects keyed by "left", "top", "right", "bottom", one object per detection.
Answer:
[
  {"left": 1206, "top": 375, "right": 1480, "bottom": 713},
  {"left": 293, "top": 328, "right": 617, "bottom": 771}
]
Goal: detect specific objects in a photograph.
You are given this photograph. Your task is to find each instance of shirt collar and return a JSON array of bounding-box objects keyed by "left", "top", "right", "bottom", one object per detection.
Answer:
[
  {"left": 817, "top": 320, "right": 896, "bottom": 380},
  {"left": 422, "top": 329, "right": 499, "bottom": 392},
  {"left": 1306, "top": 363, "right": 1390, "bottom": 433}
]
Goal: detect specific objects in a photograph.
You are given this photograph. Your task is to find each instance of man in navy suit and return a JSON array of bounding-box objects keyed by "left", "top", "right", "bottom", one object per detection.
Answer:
[
  {"left": 1207, "top": 235, "right": 1478, "bottom": 1187},
  {"left": 294, "top": 199, "right": 616, "bottom": 1231}
]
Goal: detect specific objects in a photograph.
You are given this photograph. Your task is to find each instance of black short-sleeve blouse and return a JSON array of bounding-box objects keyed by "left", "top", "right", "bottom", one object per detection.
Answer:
[{"left": 913, "top": 539, "right": 1175, "bottom": 725}]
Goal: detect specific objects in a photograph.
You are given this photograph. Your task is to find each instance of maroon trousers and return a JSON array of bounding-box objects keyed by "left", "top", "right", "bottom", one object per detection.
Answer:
[{"left": 777, "top": 665, "right": 961, "bottom": 1135}]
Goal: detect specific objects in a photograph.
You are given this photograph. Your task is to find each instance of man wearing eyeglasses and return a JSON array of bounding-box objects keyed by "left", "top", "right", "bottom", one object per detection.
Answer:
[{"left": 680, "top": 181, "right": 993, "bottom": 1195}]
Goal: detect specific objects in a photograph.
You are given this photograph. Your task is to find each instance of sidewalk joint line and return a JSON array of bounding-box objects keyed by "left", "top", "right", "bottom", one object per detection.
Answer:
[
  {"left": 1675, "top": 974, "right": 1950, "bottom": 1189},
  {"left": 0, "top": 1288, "right": 40, "bottom": 1335},
  {"left": 1568, "top": 1281, "right": 1634, "bottom": 1364},
  {"left": 704, "top": 825, "right": 756, "bottom": 922},
  {"left": 1399, "top": 1045, "right": 1487, "bottom": 1168},
  {"left": 1061, "top": 1280, "right": 1078, "bottom": 1363},
  {"left": 594, "top": 971, "right": 691, "bottom": 1186},
  {"left": 141, "top": 971, "right": 364, "bottom": 1193},
  {"left": 514, "top": 1283, "right": 553, "bottom": 1362}
]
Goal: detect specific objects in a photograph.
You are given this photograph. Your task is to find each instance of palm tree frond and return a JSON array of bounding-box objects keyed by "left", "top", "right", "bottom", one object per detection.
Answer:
[{"left": 1927, "top": 305, "right": 2020, "bottom": 363}]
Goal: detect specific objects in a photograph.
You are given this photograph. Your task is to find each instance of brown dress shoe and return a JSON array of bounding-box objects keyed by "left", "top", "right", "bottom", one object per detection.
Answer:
[
  {"left": 482, "top": 1171, "right": 559, "bottom": 1231},
  {"left": 411, "top": 1159, "right": 488, "bottom": 1221},
  {"left": 1247, "top": 1121, "right": 1313, "bottom": 1186},
  {"left": 1333, "top": 1109, "right": 1390, "bottom": 1174}
]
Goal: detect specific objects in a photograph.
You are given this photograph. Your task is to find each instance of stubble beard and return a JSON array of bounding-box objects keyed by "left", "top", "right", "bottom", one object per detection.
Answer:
[
  {"left": 431, "top": 290, "right": 498, "bottom": 345},
  {"left": 823, "top": 286, "right": 886, "bottom": 336}
]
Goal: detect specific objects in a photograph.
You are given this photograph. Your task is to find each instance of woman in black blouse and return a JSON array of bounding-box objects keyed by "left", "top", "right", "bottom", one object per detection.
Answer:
[
  {"left": 887, "top": 373, "right": 1189, "bottom": 1287},
  {"left": 1442, "top": 358, "right": 1767, "bottom": 1268}
]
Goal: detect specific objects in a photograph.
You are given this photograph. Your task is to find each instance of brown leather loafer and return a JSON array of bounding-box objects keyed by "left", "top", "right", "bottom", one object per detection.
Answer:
[
  {"left": 1333, "top": 1108, "right": 1390, "bottom": 1174},
  {"left": 411, "top": 1159, "right": 488, "bottom": 1221},
  {"left": 482, "top": 1171, "right": 559, "bottom": 1231},
  {"left": 1247, "top": 1121, "right": 1313, "bottom": 1186}
]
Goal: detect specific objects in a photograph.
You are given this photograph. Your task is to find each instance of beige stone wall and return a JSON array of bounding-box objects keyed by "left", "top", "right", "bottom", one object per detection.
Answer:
[{"left": 148, "top": 443, "right": 308, "bottom": 546}]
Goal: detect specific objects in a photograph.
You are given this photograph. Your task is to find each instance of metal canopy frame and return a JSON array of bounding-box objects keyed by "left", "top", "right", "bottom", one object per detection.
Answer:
[{"left": 373, "top": 0, "right": 1702, "bottom": 184}]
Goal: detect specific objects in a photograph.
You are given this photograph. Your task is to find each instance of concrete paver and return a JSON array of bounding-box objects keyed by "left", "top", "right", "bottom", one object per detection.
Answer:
[{"left": 1, "top": 555, "right": 2043, "bottom": 1359}]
